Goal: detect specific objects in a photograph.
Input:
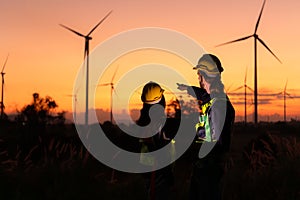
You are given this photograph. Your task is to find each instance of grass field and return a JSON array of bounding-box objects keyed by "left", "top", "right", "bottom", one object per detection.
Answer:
[{"left": 0, "top": 121, "right": 300, "bottom": 200}]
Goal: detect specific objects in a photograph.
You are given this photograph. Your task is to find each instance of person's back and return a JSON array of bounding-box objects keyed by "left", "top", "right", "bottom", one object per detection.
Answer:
[
  {"left": 188, "top": 54, "right": 235, "bottom": 200},
  {"left": 137, "top": 81, "right": 178, "bottom": 200},
  {"left": 208, "top": 95, "right": 235, "bottom": 155}
]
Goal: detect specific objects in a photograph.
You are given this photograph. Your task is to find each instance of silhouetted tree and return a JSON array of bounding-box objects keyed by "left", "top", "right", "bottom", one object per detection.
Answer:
[
  {"left": 16, "top": 93, "right": 66, "bottom": 158},
  {"left": 166, "top": 98, "right": 181, "bottom": 119},
  {"left": 176, "top": 97, "right": 199, "bottom": 118},
  {"left": 16, "top": 92, "right": 65, "bottom": 126}
]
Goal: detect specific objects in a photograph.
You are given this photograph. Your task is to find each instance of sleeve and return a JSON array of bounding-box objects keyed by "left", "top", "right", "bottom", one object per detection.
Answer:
[
  {"left": 209, "top": 100, "right": 226, "bottom": 142},
  {"left": 187, "top": 86, "right": 211, "bottom": 102}
]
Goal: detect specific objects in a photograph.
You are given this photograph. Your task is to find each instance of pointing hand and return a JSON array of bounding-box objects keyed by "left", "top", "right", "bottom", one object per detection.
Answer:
[{"left": 176, "top": 83, "right": 188, "bottom": 91}]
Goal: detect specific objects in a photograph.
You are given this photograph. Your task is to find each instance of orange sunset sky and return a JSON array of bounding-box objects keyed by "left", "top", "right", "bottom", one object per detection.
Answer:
[{"left": 1, "top": 0, "right": 300, "bottom": 122}]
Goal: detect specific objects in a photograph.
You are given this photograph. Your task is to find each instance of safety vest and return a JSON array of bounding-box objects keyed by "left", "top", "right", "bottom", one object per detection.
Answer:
[
  {"left": 139, "top": 126, "right": 176, "bottom": 166},
  {"left": 195, "top": 98, "right": 216, "bottom": 142},
  {"left": 195, "top": 97, "right": 229, "bottom": 143},
  {"left": 140, "top": 142, "right": 155, "bottom": 166}
]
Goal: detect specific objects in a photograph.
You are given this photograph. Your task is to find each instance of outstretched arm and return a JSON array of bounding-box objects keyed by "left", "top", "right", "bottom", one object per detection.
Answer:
[{"left": 177, "top": 83, "right": 210, "bottom": 102}]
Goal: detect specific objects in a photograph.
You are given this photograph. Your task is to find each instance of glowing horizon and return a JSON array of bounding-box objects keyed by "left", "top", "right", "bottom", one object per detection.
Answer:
[{"left": 1, "top": 0, "right": 300, "bottom": 122}]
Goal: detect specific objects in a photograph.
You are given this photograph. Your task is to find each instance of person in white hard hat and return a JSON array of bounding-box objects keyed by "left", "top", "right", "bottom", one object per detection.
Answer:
[{"left": 186, "top": 54, "right": 235, "bottom": 200}]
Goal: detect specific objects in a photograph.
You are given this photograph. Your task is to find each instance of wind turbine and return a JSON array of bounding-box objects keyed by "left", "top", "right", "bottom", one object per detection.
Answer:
[
  {"left": 65, "top": 87, "right": 80, "bottom": 123},
  {"left": 279, "top": 80, "right": 293, "bottom": 122},
  {"left": 1, "top": 55, "right": 9, "bottom": 120},
  {"left": 216, "top": 0, "right": 281, "bottom": 124},
  {"left": 229, "top": 67, "right": 253, "bottom": 123},
  {"left": 98, "top": 66, "right": 119, "bottom": 123},
  {"left": 66, "top": 93, "right": 78, "bottom": 123},
  {"left": 60, "top": 10, "right": 112, "bottom": 125}
]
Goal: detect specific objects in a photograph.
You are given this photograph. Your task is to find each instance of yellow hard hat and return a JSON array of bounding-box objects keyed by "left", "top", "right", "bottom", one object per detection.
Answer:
[{"left": 141, "top": 81, "right": 164, "bottom": 104}]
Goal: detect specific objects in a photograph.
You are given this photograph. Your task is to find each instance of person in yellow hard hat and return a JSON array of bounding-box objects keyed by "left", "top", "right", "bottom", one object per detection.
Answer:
[
  {"left": 141, "top": 81, "right": 165, "bottom": 105},
  {"left": 137, "top": 81, "right": 179, "bottom": 200}
]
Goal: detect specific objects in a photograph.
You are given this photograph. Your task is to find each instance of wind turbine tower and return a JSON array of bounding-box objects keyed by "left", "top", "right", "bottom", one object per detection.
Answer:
[
  {"left": 239, "top": 67, "right": 253, "bottom": 124},
  {"left": 228, "top": 67, "right": 253, "bottom": 123},
  {"left": 1, "top": 55, "right": 8, "bottom": 120},
  {"left": 281, "top": 80, "right": 292, "bottom": 122},
  {"left": 60, "top": 10, "right": 112, "bottom": 125}
]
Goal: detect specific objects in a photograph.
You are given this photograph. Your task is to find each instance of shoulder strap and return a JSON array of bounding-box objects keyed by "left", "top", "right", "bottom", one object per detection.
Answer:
[{"left": 201, "top": 98, "right": 215, "bottom": 114}]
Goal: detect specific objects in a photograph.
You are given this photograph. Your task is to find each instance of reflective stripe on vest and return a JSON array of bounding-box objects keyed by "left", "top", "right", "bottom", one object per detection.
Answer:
[
  {"left": 195, "top": 98, "right": 215, "bottom": 133},
  {"left": 140, "top": 143, "right": 155, "bottom": 166},
  {"left": 204, "top": 98, "right": 214, "bottom": 142},
  {"left": 139, "top": 136, "right": 176, "bottom": 167}
]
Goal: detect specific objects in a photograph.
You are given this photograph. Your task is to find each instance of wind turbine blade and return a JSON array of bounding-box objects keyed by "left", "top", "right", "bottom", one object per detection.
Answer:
[
  {"left": 257, "top": 37, "right": 282, "bottom": 63},
  {"left": 254, "top": 0, "right": 266, "bottom": 34},
  {"left": 232, "top": 86, "right": 244, "bottom": 92},
  {"left": 111, "top": 65, "right": 119, "bottom": 83},
  {"left": 284, "top": 79, "right": 288, "bottom": 92},
  {"left": 59, "top": 24, "right": 85, "bottom": 37},
  {"left": 276, "top": 92, "right": 283, "bottom": 98},
  {"left": 259, "top": 92, "right": 281, "bottom": 96},
  {"left": 98, "top": 83, "right": 111, "bottom": 86},
  {"left": 225, "top": 83, "right": 234, "bottom": 93},
  {"left": 215, "top": 35, "right": 253, "bottom": 47},
  {"left": 1, "top": 54, "right": 9, "bottom": 73},
  {"left": 286, "top": 93, "right": 293, "bottom": 99},
  {"left": 244, "top": 66, "right": 248, "bottom": 84},
  {"left": 113, "top": 88, "right": 120, "bottom": 99},
  {"left": 87, "top": 10, "right": 113, "bottom": 36},
  {"left": 246, "top": 85, "right": 254, "bottom": 92}
]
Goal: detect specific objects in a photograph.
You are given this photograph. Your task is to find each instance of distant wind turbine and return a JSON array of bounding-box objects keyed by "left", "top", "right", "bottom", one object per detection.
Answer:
[
  {"left": 98, "top": 66, "right": 119, "bottom": 123},
  {"left": 60, "top": 10, "right": 112, "bottom": 125},
  {"left": 216, "top": 0, "right": 281, "bottom": 124},
  {"left": 66, "top": 93, "right": 78, "bottom": 123},
  {"left": 229, "top": 67, "right": 253, "bottom": 123},
  {"left": 279, "top": 80, "right": 293, "bottom": 122},
  {"left": 1, "top": 54, "right": 9, "bottom": 120}
]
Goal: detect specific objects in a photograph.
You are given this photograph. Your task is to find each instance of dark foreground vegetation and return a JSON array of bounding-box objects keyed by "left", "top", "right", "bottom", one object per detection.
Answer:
[{"left": 1, "top": 120, "right": 300, "bottom": 200}]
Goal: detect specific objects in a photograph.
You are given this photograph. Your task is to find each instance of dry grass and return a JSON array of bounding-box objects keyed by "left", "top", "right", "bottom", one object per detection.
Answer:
[{"left": 0, "top": 122, "right": 300, "bottom": 199}]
